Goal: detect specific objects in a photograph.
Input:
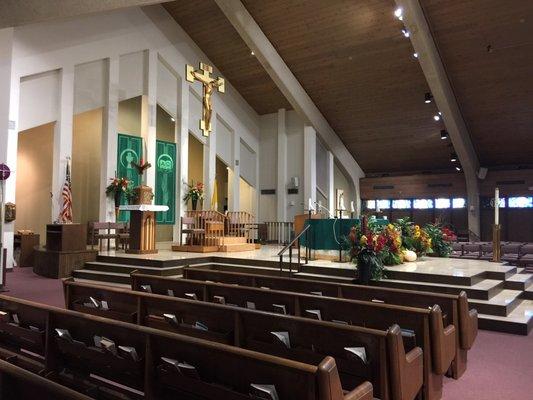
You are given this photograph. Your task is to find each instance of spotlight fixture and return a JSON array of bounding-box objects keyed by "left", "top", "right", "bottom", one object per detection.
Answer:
[
  {"left": 413, "top": 52, "right": 419, "bottom": 59},
  {"left": 402, "top": 29, "right": 410, "bottom": 38},
  {"left": 455, "top": 166, "right": 462, "bottom": 172},
  {"left": 424, "top": 92, "right": 433, "bottom": 103},
  {"left": 440, "top": 130, "right": 448, "bottom": 140},
  {"left": 450, "top": 152, "right": 458, "bottom": 162},
  {"left": 433, "top": 114, "right": 440, "bottom": 121},
  {"left": 250, "top": 50, "right": 255, "bottom": 56},
  {"left": 394, "top": 7, "right": 403, "bottom": 20},
  {"left": 170, "top": 117, "right": 175, "bottom": 122}
]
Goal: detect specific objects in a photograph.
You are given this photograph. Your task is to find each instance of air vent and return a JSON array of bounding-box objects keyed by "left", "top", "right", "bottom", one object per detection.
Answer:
[
  {"left": 261, "top": 189, "right": 276, "bottom": 195},
  {"left": 496, "top": 180, "right": 525, "bottom": 185},
  {"left": 288, "top": 188, "right": 299, "bottom": 194},
  {"left": 427, "top": 183, "right": 452, "bottom": 188},
  {"left": 373, "top": 185, "right": 394, "bottom": 190}
]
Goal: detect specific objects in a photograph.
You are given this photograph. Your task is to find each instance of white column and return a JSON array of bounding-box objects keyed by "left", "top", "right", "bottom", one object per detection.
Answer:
[
  {"left": 0, "top": 28, "right": 15, "bottom": 275},
  {"left": 276, "top": 108, "right": 287, "bottom": 221},
  {"left": 175, "top": 78, "right": 189, "bottom": 241},
  {"left": 51, "top": 65, "right": 74, "bottom": 221},
  {"left": 327, "top": 150, "right": 335, "bottom": 214},
  {"left": 229, "top": 132, "right": 240, "bottom": 211},
  {"left": 99, "top": 56, "right": 119, "bottom": 221},
  {"left": 303, "top": 125, "right": 317, "bottom": 207},
  {"left": 144, "top": 50, "right": 157, "bottom": 189},
  {"left": 203, "top": 119, "right": 216, "bottom": 210}
]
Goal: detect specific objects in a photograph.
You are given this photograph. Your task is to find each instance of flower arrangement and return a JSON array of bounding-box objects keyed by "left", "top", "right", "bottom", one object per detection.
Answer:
[
  {"left": 106, "top": 177, "right": 129, "bottom": 195},
  {"left": 394, "top": 218, "right": 432, "bottom": 257},
  {"left": 183, "top": 181, "right": 204, "bottom": 210},
  {"left": 379, "top": 224, "right": 403, "bottom": 265},
  {"left": 425, "top": 223, "right": 456, "bottom": 257},
  {"left": 348, "top": 219, "right": 387, "bottom": 283}
]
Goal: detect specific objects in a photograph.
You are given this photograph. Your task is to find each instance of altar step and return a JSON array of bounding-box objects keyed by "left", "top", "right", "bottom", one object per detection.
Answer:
[{"left": 171, "top": 236, "right": 256, "bottom": 253}]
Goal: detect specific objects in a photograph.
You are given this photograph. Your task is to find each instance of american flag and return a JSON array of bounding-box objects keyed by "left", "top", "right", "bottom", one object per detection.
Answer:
[{"left": 59, "top": 158, "right": 73, "bottom": 223}]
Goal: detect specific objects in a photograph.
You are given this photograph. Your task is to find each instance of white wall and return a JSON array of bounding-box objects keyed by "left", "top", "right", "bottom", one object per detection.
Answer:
[{"left": 0, "top": 5, "right": 261, "bottom": 268}]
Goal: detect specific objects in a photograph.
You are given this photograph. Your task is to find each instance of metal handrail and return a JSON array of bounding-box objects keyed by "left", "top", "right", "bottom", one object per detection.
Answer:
[{"left": 278, "top": 224, "right": 311, "bottom": 276}]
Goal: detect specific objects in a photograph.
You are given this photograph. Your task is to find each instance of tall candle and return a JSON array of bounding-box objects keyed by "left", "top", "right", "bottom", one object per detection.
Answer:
[
  {"left": 339, "top": 197, "right": 346, "bottom": 211},
  {"left": 494, "top": 187, "right": 499, "bottom": 225},
  {"left": 350, "top": 201, "right": 355, "bottom": 213},
  {"left": 308, "top": 198, "right": 314, "bottom": 211}
]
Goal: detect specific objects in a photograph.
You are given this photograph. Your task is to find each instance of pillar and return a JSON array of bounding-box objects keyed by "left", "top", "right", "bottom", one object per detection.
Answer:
[
  {"left": 303, "top": 125, "right": 317, "bottom": 207},
  {"left": 276, "top": 108, "right": 287, "bottom": 220}
]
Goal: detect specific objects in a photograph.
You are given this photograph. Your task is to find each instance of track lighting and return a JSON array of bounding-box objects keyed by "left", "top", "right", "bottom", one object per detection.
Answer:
[
  {"left": 413, "top": 52, "right": 419, "bottom": 59},
  {"left": 170, "top": 117, "right": 175, "bottom": 122},
  {"left": 402, "top": 29, "right": 410, "bottom": 38},
  {"left": 440, "top": 130, "right": 448, "bottom": 140},
  {"left": 394, "top": 7, "right": 403, "bottom": 20},
  {"left": 425, "top": 92, "right": 433, "bottom": 103},
  {"left": 433, "top": 114, "right": 440, "bottom": 121},
  {"left": 250, "top": 50, "right": 255, "bottom": 56},
  {"left": 450, "top": 152, "right": 458, "bottom": 162},
  {"left": 455, "top": 166, "right": 462, "bottom": 172}
]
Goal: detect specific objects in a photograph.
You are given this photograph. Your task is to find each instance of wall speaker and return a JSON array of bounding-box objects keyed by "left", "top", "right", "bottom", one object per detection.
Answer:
[
  {"left": 291, "top": 176, "right": 299, "bottom": 188},
  {"left": 477, "top": 167, "right": 488, "bottom": 180}
]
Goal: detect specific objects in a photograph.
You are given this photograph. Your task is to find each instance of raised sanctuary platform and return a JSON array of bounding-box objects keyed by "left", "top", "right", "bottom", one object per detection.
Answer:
[{"left": 70, "top": 244, "right": 533, "bottom": 335}]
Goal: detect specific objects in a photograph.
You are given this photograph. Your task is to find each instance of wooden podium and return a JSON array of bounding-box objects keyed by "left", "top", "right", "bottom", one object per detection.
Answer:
[{"left": 119, "top": 205, "right": 169, "bottom": 254}]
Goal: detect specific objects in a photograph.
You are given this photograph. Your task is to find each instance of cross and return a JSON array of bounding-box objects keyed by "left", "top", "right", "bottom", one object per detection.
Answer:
[
  {"left": 0, "top": 164, "right": 10, "bottom": 181},
  {"left": 186, "top": 62, "right": 225, "bottom": 136}
]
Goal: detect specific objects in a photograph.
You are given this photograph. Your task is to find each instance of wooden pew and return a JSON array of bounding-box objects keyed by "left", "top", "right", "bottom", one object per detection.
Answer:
[
  {"left": 183, "top": 266, "right": 477, "bottom": 378},
  {"left": 0, "top": 358, "right": 93, "bottom": 400},
  {"left": 0, "top": 294, "right": 372, "bottom": 400},
  {"left": 127, "top": 272, "right": 453, "bottom": 400},
  {"left": 63, "top": 279, "right": 420, "bottom": 400}
]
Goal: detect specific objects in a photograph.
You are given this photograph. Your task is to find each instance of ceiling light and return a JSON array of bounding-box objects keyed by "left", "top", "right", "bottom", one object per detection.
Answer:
[
  {"left": 433, "top": 114, "right": 440, "bottom": 121},
  {"left": 424, "top": 92, "right": 433, "bottom": 103},
  {"left": 170, "top": 117, "right": 175, "bottom": 122},
  {"left": 455, "top": 166, "right": 462, "bottom": 172},
  {"left": 250, "top": 50, "right": 255, "bottom": 56},
  {"left": 413, "top": 52, "right": 418, "bottom": 59},
  {"left": 394, "top": 7, "right": 403, "bottom": 20},
  {"left": 438, "top": 111, "right": 442, "bottom": 116},
  {"left": 402, "top": 29, "right": 410, "bottom": 38},
  {"left": 450, "top": 152, "right": 458, "bottom": 162},
  {"left": 440, "top": 130, "right": 448, "bottom": 140}
]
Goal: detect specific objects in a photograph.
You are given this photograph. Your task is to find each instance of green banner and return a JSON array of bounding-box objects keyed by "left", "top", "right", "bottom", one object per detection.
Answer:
[
  {"left": 116, "top": 133, "right": 142, "bottom": 222},
  {"left": 155, "top": 140, "right": 176, "bottom": 224}
]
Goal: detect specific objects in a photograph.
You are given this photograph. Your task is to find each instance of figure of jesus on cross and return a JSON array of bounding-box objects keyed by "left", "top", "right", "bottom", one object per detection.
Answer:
[{"left": 186, "top": 62, "right": 225, "bottom": 136}]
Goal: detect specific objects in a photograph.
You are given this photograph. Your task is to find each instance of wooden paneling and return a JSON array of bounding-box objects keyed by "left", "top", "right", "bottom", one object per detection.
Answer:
[
  {"left": 479, "top": 169, "right": 533, "bottom": 197},
  {"left": 241, "top": 0, "right": 451, "bottom": 172},
  {"left": 163, "top": 0, "right": 291, "bottom": 115},
  {"left": 361, "top": 172, "right": 466, "bottom": 199},
  {"left": 422, "top": 0, "right": 533, "bottom": 167}
]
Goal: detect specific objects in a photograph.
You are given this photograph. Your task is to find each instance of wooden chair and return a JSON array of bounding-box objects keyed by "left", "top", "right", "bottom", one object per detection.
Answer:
[
  {"left": 90, "top": 222, "right": 118, "bottom": 251},
  {"left": 180, "top": 216, "right": 205, "bottom": 246},
  {"left": 114, "top": 222, "right": 130, "bottom": 250}
]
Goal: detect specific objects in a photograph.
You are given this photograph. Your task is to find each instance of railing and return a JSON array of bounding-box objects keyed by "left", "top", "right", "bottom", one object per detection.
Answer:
[
  {"left": 265, "top": 221, "right": 293, "bottom": 245},
  {"left": 183, "top": 210, "right": 226, "bottom": 248},
  {"left": 226, "top": 211, "right": 256, "bottom": 244},
  {"left": 277, "top": 224, "right": 311, "bottom": 277}
]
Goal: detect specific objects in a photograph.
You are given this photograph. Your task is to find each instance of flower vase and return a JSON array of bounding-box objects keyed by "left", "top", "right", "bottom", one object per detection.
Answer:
[
  {"left": 114, "top": 191, "right": 122, "bottom": 220},
  {"left": 191, "top": 198, "right": 198, "bottom": 211},
  {"left": 357, "top": 259, "right": 372, "bottom": 285}
]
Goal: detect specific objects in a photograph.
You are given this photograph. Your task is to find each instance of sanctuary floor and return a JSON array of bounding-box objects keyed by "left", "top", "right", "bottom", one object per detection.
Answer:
[{"left": 4, "top": 266, "right": 532, "bottom": 400}]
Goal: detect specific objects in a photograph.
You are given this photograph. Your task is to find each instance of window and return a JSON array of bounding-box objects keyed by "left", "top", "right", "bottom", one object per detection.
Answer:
[
  {"left": 376, "top": 199, "right": 391, "bottom": 210},
  {"left": 452, "top": 198, "right": 466, "bottom": 208},
  {"left": 392, "top": 199, "right": 411, "bottom": 209},
  {"left": 435, "top": 198, "right": 451, "bottom": 209},
  {"left": 413, "top": 199, "right": 434, "bottom": 209},
  {"left": 507, "top": 196, "right": 533, "bottom": 208},
  {"left": 494, "top": 198, "right": 506, "bottom": 208},
  {"left": 366, "top": 200, "right": 376, "bottom": 209}
]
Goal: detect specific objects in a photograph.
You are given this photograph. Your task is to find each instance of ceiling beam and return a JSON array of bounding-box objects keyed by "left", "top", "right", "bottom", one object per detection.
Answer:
[
  {"left": 0, "top": 0, "right": 171, "bottom": 28},
  {"left": 213, "top": 0, "right": 365, "bottom": 189},
  {"left": 395, "top": 0, "right": 481, "bottom": 238}
]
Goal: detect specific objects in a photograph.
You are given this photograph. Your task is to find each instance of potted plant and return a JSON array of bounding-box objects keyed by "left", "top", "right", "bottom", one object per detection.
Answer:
[
  {"left": 425, "top": 223, "right": 456, "bottom": 257},
  {"left": 106, "top": 177, "right": 129, "bottom": 218},
  {"left": 183, "top": 181, "right": 204, "bottom": 210},
  {"left": 348, "top": 218, "right": 386, "bottom": 284}
]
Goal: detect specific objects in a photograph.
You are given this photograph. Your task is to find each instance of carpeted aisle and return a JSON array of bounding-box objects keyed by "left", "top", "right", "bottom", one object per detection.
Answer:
[{"left": 3, "top": 267, "right": 533, "bottom": 399}]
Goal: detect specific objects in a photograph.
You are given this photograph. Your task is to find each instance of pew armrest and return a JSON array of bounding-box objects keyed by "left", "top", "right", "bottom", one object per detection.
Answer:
[
  {"left": 430, "top": 305, "right": 457, "bottom": 375},
  {"left": 458, "top": 291, "right": 478, "bottom": 350},
  {"left": 344, "top": 381, "right": 373, "bottom": 400},
  {"left": 318, "top": 356, "right": 346, "bottom": 400}
]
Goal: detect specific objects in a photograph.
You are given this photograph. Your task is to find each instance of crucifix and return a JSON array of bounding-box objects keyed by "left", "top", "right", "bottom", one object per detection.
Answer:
[{"left": 186, "top": 62, "right": 225, "bottom": 137}]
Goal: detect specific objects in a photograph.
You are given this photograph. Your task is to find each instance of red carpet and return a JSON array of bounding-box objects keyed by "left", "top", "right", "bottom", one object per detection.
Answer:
[{"left": 4, "top": 267, "right": 533, "bottom": 399}]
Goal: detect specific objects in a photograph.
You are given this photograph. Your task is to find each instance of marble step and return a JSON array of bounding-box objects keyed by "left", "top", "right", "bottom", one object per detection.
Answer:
[
  {"left": 383, "top": 268, "right": 485, "bottom": 286},
  {"left": 72, "top": 269, "right": 131, "bottom": 285},
  {"left": 504, "top": 273, "right": 533, "bottom": 290},
  {"left": 374, "top": 278, "right": 504, "bottom": 300},
  {"left": 478, "top": 299, "right": 533, "bottom": 335},
  {"left": 84, "top": 261, "right": 183, "bottom": 276},
  {"left": 522, "top": 286, "right": 533, "bottom": 300},
  {"left": 468, "top": 289, "right": 523, "bottom": 316},
  {"left": 218, "top": 243, "right": 257, "bottom": 252}
]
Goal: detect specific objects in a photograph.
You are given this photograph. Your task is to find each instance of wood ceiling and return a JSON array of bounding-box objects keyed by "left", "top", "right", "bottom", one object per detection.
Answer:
[
  {"left": 164, "top": 0, "right": 532, "bottom": 174},
  {"left": 421, "top": 0, "right": 533, "bottom": 168}
]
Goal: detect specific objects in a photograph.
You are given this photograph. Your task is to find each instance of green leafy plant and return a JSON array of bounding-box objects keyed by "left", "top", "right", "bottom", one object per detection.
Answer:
[{"left": 424, "top": 223, "right": 456, "bottom": 257}]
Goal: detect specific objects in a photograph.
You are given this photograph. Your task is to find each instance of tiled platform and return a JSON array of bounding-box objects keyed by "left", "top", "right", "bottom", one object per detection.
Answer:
[{"left": 73, "top": 243, "right": 533, "bottom": 335}]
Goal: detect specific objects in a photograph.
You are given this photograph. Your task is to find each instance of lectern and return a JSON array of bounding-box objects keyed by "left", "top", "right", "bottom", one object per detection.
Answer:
[{"left": 119, "top": 205, "right": 169, "bottom": 254}]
